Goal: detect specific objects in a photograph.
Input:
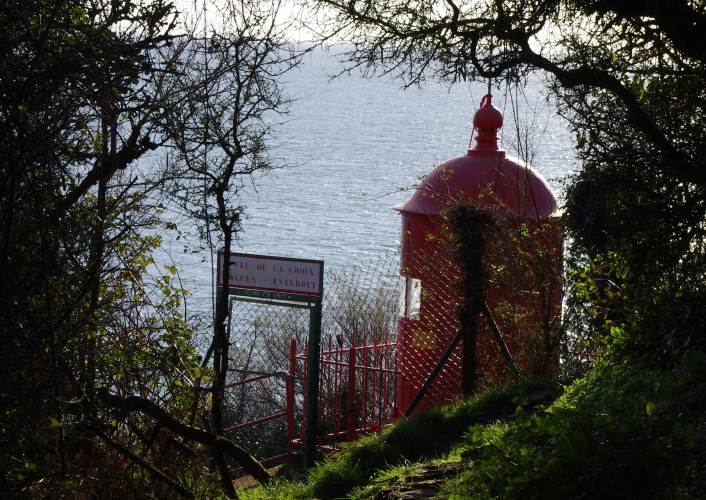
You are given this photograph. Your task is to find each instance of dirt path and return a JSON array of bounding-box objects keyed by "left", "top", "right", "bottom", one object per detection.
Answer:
[{"left": 373, "top": 462, "right": 463, "bottom": 499}]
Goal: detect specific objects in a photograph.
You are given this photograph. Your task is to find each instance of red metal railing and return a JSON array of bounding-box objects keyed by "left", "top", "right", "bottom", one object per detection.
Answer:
[
  {"left": 226, "top": 332, "right": 397, "bottom": 476},
  {"left": 292, "top": 328, "right": 397, "bottom": 449},
  {"left": 223, "top": 371, "right": 290, "bottom": 435}
]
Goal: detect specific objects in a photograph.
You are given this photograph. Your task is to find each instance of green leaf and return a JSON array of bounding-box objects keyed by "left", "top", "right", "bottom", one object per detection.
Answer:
[{"left": 645, "top": 401, "right": 656, "bottom": 416}]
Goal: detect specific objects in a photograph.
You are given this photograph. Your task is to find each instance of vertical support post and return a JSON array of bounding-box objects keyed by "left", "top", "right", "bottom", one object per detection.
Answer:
[
  {"left": 286, "top": 338, "right": 296, "bottom": 455},
  {"left": 226, "top": 297, "right": 234, "bottom": 346},
  {"left": 334, "top": 342, "right": 341, "bottom": 434},
  {"left": 382, "top": 327, "right": 391, "bottom": 425},
  {"left": 361, "top": 333, "right": 368, "bottom": 431},
  {"left": 319, "top": 340, "right": 327, "bottom": 432},
  {"left": 449, "top": 208, "right": 493, "bottom": 396},
  {"left": 300, "top": 338, "right": 308, "bottom": 442},
  {"left": 209, "top": 286, "right": 228, "bottom": 472},
  {"left": 370, "top": 342, "right": 379, "bottom": 431},
  {"left": 325, "top": 336, "right": 332, "bottom": 433},
  {"left": 346, "top": 346, "right": 357, "bottom": 441},
  {"left": 303, "top": 300, "right": 322, "bottom": 469},
  {"left": 392, "top": 328, "right": 400, "bottom": 419}
]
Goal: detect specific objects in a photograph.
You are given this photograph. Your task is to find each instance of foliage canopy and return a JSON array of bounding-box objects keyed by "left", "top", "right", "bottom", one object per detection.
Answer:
[{"left": 0, "top": 0, "right": 296, "bottom": 496}]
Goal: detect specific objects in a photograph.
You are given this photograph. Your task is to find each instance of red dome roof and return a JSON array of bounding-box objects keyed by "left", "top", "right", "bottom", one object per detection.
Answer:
[
  {"left": 394, "top": 94, "right": 557, "bottom": 219},
  {"left": 394, "top": 153, "right": 557, "bottom": 219}
]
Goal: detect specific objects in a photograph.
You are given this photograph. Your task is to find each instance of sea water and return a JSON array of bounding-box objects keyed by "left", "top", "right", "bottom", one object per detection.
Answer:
[{"left": 158, "top": 48, "right": 579, "bottom": 321}]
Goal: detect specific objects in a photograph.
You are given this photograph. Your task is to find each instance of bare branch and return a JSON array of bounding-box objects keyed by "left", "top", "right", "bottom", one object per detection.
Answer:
[{"left": 98, "top": 388, "right": 272, "bottom": 485}]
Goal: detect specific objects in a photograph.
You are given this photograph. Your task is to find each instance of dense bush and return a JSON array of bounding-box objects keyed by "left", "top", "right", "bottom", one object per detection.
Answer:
[
  {"left": 563, "top": 73, "right": 706, "bottom": 367},
  {"left": 442, "top": 356, "right": 706, "bottom": 498}
]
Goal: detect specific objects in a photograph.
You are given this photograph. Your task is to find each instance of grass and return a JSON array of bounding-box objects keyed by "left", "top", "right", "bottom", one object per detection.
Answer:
[
  {"left": 239, "top": 352, "right": 706, "bottom": 499},
  {"left": 238, "top": 378, "right": 557, "bottom": 499}
]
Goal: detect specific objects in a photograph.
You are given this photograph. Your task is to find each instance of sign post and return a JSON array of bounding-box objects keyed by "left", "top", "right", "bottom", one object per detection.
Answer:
[
  {"left": 216, "top": 252, "right": 324, "bottom": 469},
  {"left": 303, "top": 299, "right": 322, "bottom": 469}
]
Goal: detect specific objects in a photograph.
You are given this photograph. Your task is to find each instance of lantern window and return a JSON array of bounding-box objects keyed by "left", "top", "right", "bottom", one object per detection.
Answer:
[{"left": 405, "top": 277, "right": 421, "bottom": 320}]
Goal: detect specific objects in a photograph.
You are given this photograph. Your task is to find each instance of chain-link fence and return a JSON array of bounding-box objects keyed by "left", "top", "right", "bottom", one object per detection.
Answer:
[
  {"left": 395, "top": 216, "right": 563, "bottom": 415},
  {"left": 310, "top": 251, "right": 402, "bottom": 443},
  {"left": 223, "top": 299, "right": 307, "bottom": 466},
  {"left": 395, "top": 246, "right": 465, "bottom": 414}
]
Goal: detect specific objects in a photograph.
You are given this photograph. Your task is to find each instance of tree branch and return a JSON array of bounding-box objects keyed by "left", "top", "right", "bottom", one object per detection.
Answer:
[
  {"left": 59, "top": 125, "right": 158, "bottom": 214},
  {"left": 513, "top": 38, "right": 706, "bottom": 185},
  {"left": 587, "top": 0, "right": 706, "bottom": 64},
  {"left": 93, "top": 426, "right": 195, "bottom": 499},
  {"left": 97, "top": 388, "right": 271, "bottom": 485}
]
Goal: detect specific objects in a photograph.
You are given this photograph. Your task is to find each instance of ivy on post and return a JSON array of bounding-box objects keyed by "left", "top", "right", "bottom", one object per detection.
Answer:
[{"left": 448, "top": 206, "right": 495, "bottom": 395}]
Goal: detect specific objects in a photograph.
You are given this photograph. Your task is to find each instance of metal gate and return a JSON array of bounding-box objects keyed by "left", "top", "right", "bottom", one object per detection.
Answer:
[{"left": 223, "top": 252, "right": 403, "bottom": 471}]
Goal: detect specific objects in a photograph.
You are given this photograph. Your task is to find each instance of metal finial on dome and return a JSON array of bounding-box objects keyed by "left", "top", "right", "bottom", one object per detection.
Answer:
[{"left": 470, "top": 94, "right": 503, "bottom": 153}]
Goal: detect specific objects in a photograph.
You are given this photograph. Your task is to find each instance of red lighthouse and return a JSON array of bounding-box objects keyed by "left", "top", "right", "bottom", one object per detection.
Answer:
[{"left": 394, "top": 94, "right": 563, "bottom": 415}]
